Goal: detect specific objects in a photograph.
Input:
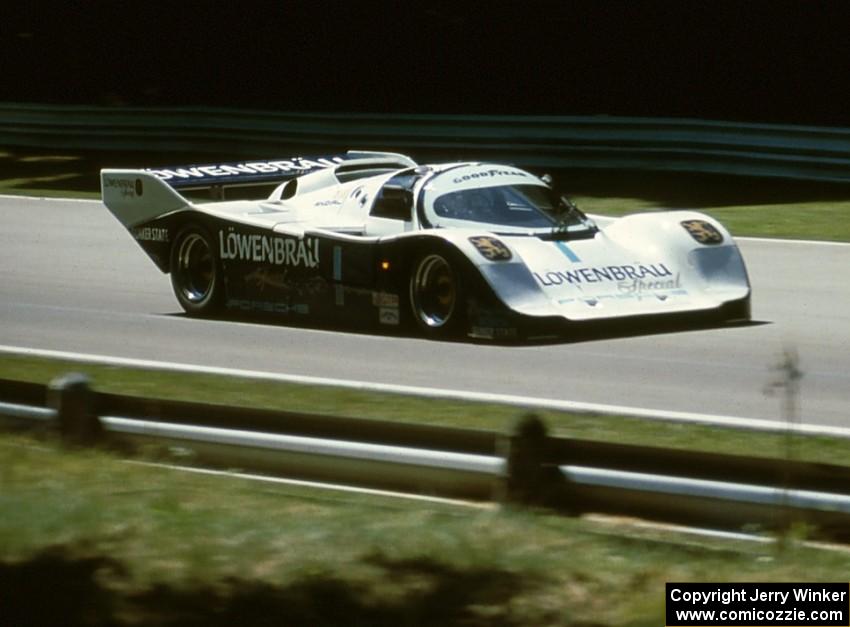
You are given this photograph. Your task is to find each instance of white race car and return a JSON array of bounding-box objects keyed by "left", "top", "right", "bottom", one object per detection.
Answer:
[{"left": 101, "top": 151, "right": 750, "bottom": 340}]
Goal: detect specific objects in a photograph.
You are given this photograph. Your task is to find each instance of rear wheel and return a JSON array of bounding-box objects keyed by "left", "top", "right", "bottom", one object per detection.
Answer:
[
  {"left": 409, "top": 252, "right": 466, "bottom": 337},
  {"left": 170, "top": 225, "right": 223, "bottom": 316}
]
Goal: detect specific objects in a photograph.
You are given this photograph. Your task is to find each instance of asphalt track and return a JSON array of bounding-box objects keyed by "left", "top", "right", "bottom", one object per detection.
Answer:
[{"left": 1, "top": 196, "right": 848, "bottom": 427}]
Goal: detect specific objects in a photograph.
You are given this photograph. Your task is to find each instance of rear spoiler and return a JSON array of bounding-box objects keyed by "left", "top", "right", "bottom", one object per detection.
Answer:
[{"left": 143, "top": 150, "right": 417, "bottom": 193}]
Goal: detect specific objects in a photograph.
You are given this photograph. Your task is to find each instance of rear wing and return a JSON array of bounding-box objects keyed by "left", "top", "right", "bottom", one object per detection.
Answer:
[
  {"left": 101, "top": 170, "right": 192, "bottom": 229},
  {"left": 101, "top": 151, "right": 418, "bottom": 229},
  {"left": 143, "top": 150, "right": 417, "bottom": 195}
]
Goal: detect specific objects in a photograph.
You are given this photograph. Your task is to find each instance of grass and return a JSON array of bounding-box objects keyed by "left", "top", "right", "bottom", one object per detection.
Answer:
[
  {"left": 575, "top": 195, "right": 850, "bottom": 243},
  {"left": 2, "top": 353, "right": 849, "bottom": 470},
  {"left": 2, "top": 434, "right": 849, "bottom": 626},
  {"left": 0, "top": 150, "right": 98, "bottom": 198},
  {"left": 566, "top": 169, "right": 850, "bottom": 242},
  {"left": 1, "top": 148, "right": 850, "bottom": 240}
]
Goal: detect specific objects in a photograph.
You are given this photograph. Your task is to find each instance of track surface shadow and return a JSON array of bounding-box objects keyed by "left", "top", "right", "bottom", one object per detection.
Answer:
[
  {"left": 2, "top": 546, "right": 545, "bottom": 627},
  {"left": 162, "top": 309, "right": 770, "bottom": 347}
]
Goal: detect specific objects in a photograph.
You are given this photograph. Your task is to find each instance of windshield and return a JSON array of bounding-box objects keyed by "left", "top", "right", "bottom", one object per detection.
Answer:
[{"left": 426, "top": 183, "right": 589, "bottom": 231}]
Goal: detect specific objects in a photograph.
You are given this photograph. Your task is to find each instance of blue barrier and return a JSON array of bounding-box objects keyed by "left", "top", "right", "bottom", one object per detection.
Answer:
[{"left": 2, "top": 103, "right": 850, "bottom": 182}]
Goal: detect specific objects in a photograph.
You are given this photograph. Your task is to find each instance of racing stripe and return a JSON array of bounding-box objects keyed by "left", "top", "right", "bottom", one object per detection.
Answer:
[
  {"left": 333, "top": 246, "right": 342, "bottom": 280},
  {"left": 555, "top": 242, "right": 581, "bottom": 263}
]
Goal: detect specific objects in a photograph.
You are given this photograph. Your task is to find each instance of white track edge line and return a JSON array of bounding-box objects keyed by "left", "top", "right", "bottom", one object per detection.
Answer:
[
  {"left": 2, "top": 344, "right": 848, "bottom": 439},
  {"left": 0, "top": 194, "right": 100, "bottom": 204},
  {"left": 127, "top": 460, "right": 494, "bottom": 509},
  {"left": 585, "top": 515, "right": 850, "bottom": 553},
  {"left": 737, "top": 236, "right": 850, "bottom": 247},
  {"left": 126, "top": 463, "right": 850, "bottom": 552}
]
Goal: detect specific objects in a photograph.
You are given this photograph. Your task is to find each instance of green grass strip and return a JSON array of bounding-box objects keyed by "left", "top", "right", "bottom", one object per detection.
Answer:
[
  {"left": 2, "top": 354, "right": 848, "bottom": 469},
  {"left": 578, "top": 195, "right": 850, "bottom": 242},
  {"left": 2, "top": 434, "right": 849, "bottom": 626}
]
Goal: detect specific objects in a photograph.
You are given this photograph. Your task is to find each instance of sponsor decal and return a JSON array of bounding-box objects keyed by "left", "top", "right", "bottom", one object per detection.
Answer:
[
  {"left": 147, "top": 157, "right": 345, "bottom": 182},
  {"left": 372, "top": 292, "right": 400, "bottom": 307},
  {"left": 681, "top": 219, "right": 724, "bottom": 245},
  {"left": 379, "top": 307, "right": 400, "bottom": 325},
  {"left": 245, "top": 268, "right": 327, "bottom": 296},
  {"left": 451, "top": 168, "right": 528, "bottom": 185},
  {"left": 556, "top": 274, "right": 686, "bottom": 305},
  {"left": 470, "top": 326, "right": 519, "bottom": 340},
  {"left": 226, "top": 299, "right": 309, "bottom": 315},
  {"left": 469, "top": 236, "right": 512, "bottom": 261},
  {"left": 470, "top": 308, "right": 518, "bottom": 339},
  {"left": 618, "top": 273, "right": 681, "bottom": 294},
  {"left": 103, "top": 176, "right": 141, "bottom": 199},
  {"left": 219, "top": 229, "right": 319, "bottom": 268},
  {"left": 332, "top": 246, "right": 342, "bottom": 281},
  {"left": 132, "top": 226, "right": 169, "bottom": 242},
  {"left": 533, "top": 263, "right": 674, "bottom": 287}
]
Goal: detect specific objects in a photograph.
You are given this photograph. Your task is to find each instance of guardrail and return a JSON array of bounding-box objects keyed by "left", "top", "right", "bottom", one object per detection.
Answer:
[
  {"left": 2, "top": 102, "right": 850, "bottom": 182},
  {"left": 2, "top": 374, "right": 850, "bottom": 542}
]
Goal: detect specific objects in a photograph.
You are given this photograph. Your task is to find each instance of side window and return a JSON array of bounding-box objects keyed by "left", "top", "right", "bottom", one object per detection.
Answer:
[{"left": 369, "top": 173, "right": 418, "bottom": 221}]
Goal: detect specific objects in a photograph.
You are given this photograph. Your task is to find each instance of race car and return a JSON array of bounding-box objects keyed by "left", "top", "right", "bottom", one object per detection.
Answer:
[{"left": 101, "top": 150, "right": 750, "bottom": 340}]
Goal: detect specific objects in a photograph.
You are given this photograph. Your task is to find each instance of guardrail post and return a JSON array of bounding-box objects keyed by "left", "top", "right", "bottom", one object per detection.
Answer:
[
  {"left": 501, "top": 413, "right": 570, "bottom": 508},
  {"left": 48, "top": 373, "right": 101, "bottom": 445}
]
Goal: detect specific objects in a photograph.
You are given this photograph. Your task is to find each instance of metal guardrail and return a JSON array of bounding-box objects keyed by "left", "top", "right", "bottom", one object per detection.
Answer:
[
  {"left": 2, "top": 375, "right": 850, "bottom": 541},
  {"left": 2, "top": 102, "right": 850, "bottom": 182}
]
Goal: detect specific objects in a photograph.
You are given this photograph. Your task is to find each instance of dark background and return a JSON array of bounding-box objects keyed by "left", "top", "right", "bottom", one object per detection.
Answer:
[{"left": 2, "top": 1, "right": 849, "bottom": 126}]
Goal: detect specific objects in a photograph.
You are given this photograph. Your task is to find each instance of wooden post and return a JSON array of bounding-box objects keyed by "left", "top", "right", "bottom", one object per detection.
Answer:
[{"left": 48, "top": 373, "right": 101, "bottom": 445}]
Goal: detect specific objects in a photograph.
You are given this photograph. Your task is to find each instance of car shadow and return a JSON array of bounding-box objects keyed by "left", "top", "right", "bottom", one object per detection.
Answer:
[
  {"left": 162, "top": 310, "right": 771, "bottom": 347},
  {"left": 514, "top": 318, "right": 770, "bottom": 347}
]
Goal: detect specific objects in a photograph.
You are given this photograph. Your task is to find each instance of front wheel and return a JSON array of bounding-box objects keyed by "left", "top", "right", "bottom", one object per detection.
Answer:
[
  {"left": 169, "top": 225, "right": 223, "bottom": 316},
  {"left": 409, "top": 252, "right": 467, "bottom": 337}
]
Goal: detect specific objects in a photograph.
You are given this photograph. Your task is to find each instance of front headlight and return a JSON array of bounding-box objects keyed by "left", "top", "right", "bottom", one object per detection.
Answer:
[
  {"left": 468, "top": 236, "right": 512, "bottom": 261},
  {"left": 681, "top": 220, "right": 724, "bottom": 245}
]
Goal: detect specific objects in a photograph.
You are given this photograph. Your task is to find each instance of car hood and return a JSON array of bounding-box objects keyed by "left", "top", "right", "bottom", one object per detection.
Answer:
[{"left": 480, "top": 230, "right": 749, "bottom": 321}]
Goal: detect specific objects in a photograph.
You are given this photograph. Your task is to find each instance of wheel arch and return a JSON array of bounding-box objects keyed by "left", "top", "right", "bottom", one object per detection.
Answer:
[
  {"left": 168, "top": 221, "right": 226, "bottom": 316},
  {"left": 390, "top": 233, "right": 502, "bottom": 337}
]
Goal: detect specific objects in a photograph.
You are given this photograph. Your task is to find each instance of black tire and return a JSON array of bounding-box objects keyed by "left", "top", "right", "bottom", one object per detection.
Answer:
[
  {"left": 409, "top": 251, "right": 467, "bottom": 337},
  {"left": 169, "top": 225, "right": 223, "bottom": 316}
]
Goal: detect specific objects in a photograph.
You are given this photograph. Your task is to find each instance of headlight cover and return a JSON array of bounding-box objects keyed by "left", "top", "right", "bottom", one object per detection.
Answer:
[
  {"left": 681, "top": 219, "right": 724, "bottom": 245},
  {"left": 469, "top": 236, "right": 512, "bottom": 261}
]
